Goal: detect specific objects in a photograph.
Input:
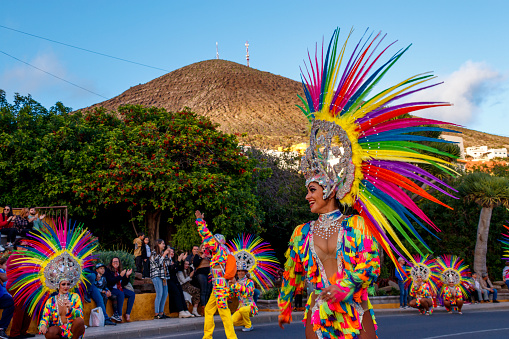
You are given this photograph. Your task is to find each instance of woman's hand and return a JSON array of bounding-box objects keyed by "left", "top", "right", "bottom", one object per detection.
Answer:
[
  {"left": 195, "top": 210, "right": 204, "bottom": 219},
  {"left": 39, "top": 325, "right": 48, "bottom": 334},
  {"left": 278, "top": 315, "right": 290, "bottom": 330},
  {"left": 318, "top": 284, "right": 349, "bottom": 303},
  {"left": 126, "top": 268, "right": 133, "bottom": 277},
  {"left": 120, "top": 269, "right": 126, "bottom": 277}
]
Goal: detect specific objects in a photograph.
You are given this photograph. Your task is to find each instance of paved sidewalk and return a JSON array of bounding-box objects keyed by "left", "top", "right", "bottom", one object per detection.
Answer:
[{"left": 31, "top": 302, "right": 509, "bottom": 339}]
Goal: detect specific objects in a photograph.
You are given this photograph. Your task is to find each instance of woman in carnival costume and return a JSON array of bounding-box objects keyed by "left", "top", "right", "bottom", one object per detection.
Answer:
[
  {"left": 195, "top": 210, "right": 237, "bottom": 339},
  {"left": 278, "top": 27, "right": 458, "bottom": 339},
  {"left": 7, "top": 220, "right": 97, "bottom": 339},
  {"left": 436, "top": 255, "right": 470, "bottom": 315},
  {"left": 406, "top": 255, "right": 440, "bottom": 315},
  {"left": 228, "top": 234, "right": 280, "bottom": 332}
]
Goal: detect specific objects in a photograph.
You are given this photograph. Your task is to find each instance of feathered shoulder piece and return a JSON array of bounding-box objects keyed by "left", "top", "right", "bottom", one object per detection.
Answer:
[
  {"left": 6, "top": 220, "right": 97, "bottom": 317},
  {"left": 299, "top": 27, "right": 459, "bottom": 266}
]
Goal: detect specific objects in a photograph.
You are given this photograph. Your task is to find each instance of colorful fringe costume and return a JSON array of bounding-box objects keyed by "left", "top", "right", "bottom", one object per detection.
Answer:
[
  {"left": 405, "top": 255, "right": 440, "bottom": 314},
  {"left": 227, "top": 234, "right": 279, "bottom": 330},
  {"left": 279, "top": 27, "right": 457, "bottom": 338},
  {"left": 196, "top": 218, "right": 237, "bottom": 339},
  {"left": 500, "top": 224, "right": 509, "bottom": 262},
  {"left": 436, "top": 255, "right": 470, "bottom": 311},
  {"left": 6, "top": 220, "right": 97, "bottom": 338}
]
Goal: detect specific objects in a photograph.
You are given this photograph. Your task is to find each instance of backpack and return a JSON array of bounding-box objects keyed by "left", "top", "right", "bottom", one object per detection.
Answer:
[{"left": 224, "top": 254, "right": 237, "bottom": 280}]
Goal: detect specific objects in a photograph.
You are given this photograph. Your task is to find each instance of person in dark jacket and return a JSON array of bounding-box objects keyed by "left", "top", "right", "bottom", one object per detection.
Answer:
[
  {"left": 192, "top": 244, "right": 212, "bottom": 307},
  {"left": 141, "top": 237, "right": 151, "bottom": 278},
  {"left": 105, "top": 257, "right": 135, "bottom": 322},
  {"left": 167, "top": 249, "right": 193, "bottom": 318},
  {"left": 0, "top": 206, "right": 16, "bottom": 249},
  {"left": 396, "top": 257, "right": 409, "bottom": 309}
]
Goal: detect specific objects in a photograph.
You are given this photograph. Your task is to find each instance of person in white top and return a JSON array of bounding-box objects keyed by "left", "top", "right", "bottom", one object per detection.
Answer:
[{"left": 472, "top": 273, "right": 488, "bottom": 302}]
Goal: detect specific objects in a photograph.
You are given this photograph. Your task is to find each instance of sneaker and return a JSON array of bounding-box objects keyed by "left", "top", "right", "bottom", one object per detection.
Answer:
[
  {"left": 493, "top": 300, "right": 500, "bottom": 303},
  {"left": 242, "top": 327, "right": 254, "bottom": 332},
  {"left": 184, "top": 310, "right": 195, "bottom": 317},
  {"left": 111, "top": 314, "right": 122, "bottom": 322},
  {"left": 104, "top": 319, "right": 117, "bottom": 326},
  {"left": 192, "top": 310, "right": 201, "bottom": 317},
  {"left": 154, "top": 314, "right": 163, "bottom": 319},
  {"left": 0, "top": 329, "right": 9, "bottom": 339},
  {"left": 179, "top": 311, "right": 193, "bottom": 318}
]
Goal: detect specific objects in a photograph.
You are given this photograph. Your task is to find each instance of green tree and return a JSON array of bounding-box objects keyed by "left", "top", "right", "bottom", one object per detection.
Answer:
[{"left": 459, "top": 172, "right": 509, "bottom": 274}]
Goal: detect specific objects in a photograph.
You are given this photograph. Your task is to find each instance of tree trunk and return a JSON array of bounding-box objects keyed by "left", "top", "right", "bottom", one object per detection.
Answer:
[
  {"left": 473, "top": 206, "right": 493, "bottom": 274},
  {"left": 146, "top": 210, "right": 162, "bottom": 244}
]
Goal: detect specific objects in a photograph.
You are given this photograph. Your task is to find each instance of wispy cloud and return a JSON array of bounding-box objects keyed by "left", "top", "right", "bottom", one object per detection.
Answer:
[{"left": 409, "top": 61, "right": 504, "bottom": 125}]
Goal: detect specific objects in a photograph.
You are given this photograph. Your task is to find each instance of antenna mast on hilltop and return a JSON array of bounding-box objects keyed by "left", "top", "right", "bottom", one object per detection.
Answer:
[
  {"left": 245, "top": 41, "right": 249, "bottom": 67},
  {"left": 216, "top": 42, "right": 219, "bottom": 59}
]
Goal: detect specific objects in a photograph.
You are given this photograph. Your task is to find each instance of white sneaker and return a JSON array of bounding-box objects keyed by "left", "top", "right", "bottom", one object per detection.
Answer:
[
  {"left": 179, "top": 311, "right": 193, "bottom": 318},
  {"left": 192, "top": 308, "right": 201, "bottom": 317},
  {"left": 242, "top": 327, "right": 253, "bottom": 332}
]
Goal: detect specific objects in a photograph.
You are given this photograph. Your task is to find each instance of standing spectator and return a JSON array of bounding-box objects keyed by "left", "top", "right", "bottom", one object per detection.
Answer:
[
  {"left": 503, "top": 261, "right": 509, "bottom": 289},
  {"left": 193, "top": 244, "right": 212, "bottom": 307},
  {"left": 141, "top": 237, "right": 151, "bottom": 278},
  {"left": 0, "top": 205, "right": 16, "bottom": 250},
  {"left": 167, "top": 249, "right": 193, "bottom": 318},
  {"left": 480, "top": 272, "right": 499, "bottom": 303},
  {"left": 150, "top": 239, "right": 170, "bottom": 319},
  {"left": 186, "top": 246, "right": 200, "bottom": 267},
  {"left": 177, "top": 260, "right": 201, "bottom": 317},
  {"left": 27, "top": 207, "right": 45, "bottom": 231},
  {"left": 105, "top": 257, "right": 136, "bottom": 322},
  {"left": 0, "top": 258, "right": 14, "bottom": 339},
  {"left": 396, "top": 257, "right": 409, "bottom": 309},
  {"left": 92, "top": 263, "right": 117, "bottom": 326},
  {"left": 472, "top": 273, "right": 488, "bottom": 302},
  {"left": 133, "top": 233, "right": 145, "bottom": 274}
]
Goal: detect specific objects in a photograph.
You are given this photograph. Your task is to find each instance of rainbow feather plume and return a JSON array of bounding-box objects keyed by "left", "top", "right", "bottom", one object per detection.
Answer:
[
  {"left": 227, "top": 234, "right": 280, "bottom": 292},
  {"left": 435, "top": 254, "right": 470, "bottom": 297},
  {"left": 298, "top": 27, "right": 459, "bottom": 267},
  {"left": 500, "top": 224, "right": 509, "bottom": 260},
  {"left": 6, "top": 219, "right": 97, "bottom": 318}
]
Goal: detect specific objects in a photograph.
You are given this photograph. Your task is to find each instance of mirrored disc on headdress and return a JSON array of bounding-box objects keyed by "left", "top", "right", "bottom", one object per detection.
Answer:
[
  {"left": 410, "top": 263, "right": 430, "bottom": 282},
  {"left": 43, "top": 251, "right": 82, "bottom": 290},
  {"left": 441, "top": 268, "right": 460, "bottom": 285},
  {"left": 234, "top": 249, "right": 256, "bottom": 272},
  {"left": 301, "top": 120, "right": 355, "bottom": 200}
]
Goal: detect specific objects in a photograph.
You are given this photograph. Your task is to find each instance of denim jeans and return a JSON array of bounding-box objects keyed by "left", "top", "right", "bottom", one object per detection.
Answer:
[
  {"left": 89, "top": 282, "right": 111, "bottom": 320},
  {"left": 152, "top": 277, "right": 168, "bottom": 314},
  {"left": 111, "top": 287, "right": 136, "bottom": 316},
  {"left": 488, "top": 288, "right": 498, "bottom": 301},
  {"left": 398, "top": 280, "right": 408, "bottom": 307},
  {"left": 253, "top": 288, "right": 260, "bottom": 304},
  {"left": 477, "top": 288, "right": 488, "bottom": 301},
  {"left": 506, "top": 280, "right": 509, "bottom": 290},
  {"left": 196, "top": 273, "right": 212, "bottom": 306},
  {"left": 0, "top": 293, "right": 15, "bottom": 329}
]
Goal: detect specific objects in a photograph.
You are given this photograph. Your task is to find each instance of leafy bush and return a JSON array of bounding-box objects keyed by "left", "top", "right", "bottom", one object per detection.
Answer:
[
  {"left": 259, "top": 287, "right": 280, "bottom": 300},
  {"left": 390, "top": 287, "right": 400, "bottom": 296},
  {"left": 377, "top": 289, "right": 387, "bottom": 296},
  {"left": 95, "top": 249, "right": 136, "bottom": 283}
]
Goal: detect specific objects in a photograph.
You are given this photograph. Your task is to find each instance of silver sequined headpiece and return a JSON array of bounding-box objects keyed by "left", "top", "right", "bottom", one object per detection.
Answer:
[
  {"left": 43, "top": 251, "right": 82, "bottom": 290},
  {"left": 234, "top": 249, "right": 256, "bottom": 272},
  {"left": 301, "top": 120, "right": 355, "bottom": 200},
  {"left": 441, "top": 268, "right": 460, "bottom": 285},
  {"left": 410, "top": 263, "right": 430, "bottom": 282}
]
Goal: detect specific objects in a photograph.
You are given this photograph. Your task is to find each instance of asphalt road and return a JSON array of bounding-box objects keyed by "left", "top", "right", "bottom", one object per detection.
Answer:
[{"left": 140, "top": 310, "right": 509, "bottom": 339}]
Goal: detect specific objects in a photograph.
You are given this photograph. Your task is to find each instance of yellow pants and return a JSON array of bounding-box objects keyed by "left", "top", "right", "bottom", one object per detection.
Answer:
[
  {"left": 203, "top": 293, "right": 237, "bottom": 339},
  {"left": 232, "top": 306, "right": 252, "bottom": 329}
]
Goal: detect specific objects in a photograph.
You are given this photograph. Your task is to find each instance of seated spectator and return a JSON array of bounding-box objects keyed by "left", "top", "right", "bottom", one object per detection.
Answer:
[
  {"left": 503, "top": 261, "right": 509, "bottom": 289},
  {"left": 105, "top": 257, "right": 135, "bottom": 322},
  {"left": 472, "top": 272, "right": 488, "bottom": 302},
  {"left": 167, "top": 249, "right": 193, "bottom": 318},
  {"left": 133, "top": 233, "right": 145, "bottom": 274},
  {"left": 0, "top": 205, "right": 16, "bottom": 249},
  {"left": 185, "top": 246, "right": 200, "bottom": 267},
  {"left": 142, "top": 237, "right": 151, "bottom": 278},
  {"left": 150, "top": 239, "right": 170, "bottom": 319},
  {"left": 192, "top": 244, "right": 212, "bottom": 307},
  {"left": 481, "top": 272, "right": 499, "bottom": 303},
  {"left": 27, "top": 207, "right": 45, "bottom": 231},
  {"left": 92, "top": 263, "right": 117, "bottom": 326},
  {"left": 0, "top": 258, "right": 14, "bottom": 339},
  {"left": 177, "top": 260, "right": 201, "bottom": 317},
  {"left": 12, "top": 208, "right": 30, "bottom": 240}
]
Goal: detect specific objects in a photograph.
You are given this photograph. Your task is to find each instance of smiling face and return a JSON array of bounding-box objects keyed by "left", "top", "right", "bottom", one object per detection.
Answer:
[
  {"left": 111, "top": 258, "right": 120, "bottom": 270},
  {"left": 237, "top": 270, "right": 247, "bottom": 279},
  {"left": 144, "top": 237, "right": 149, "bottom": 245},
  {"left": 306, "top": 182, "right": 338, "bottom": 214}
]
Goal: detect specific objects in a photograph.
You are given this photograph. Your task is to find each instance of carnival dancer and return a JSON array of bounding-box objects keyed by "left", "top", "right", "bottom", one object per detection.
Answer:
[
  {"left": 227, "top": 234, "right": 279, "bottom": 332},
  {"left": 406, "top": 255, "right": 440, "bottom": 316},
  {"left": 7, "top": 220, "right": 97, "bottom": 339},
  {"left": 436, "top": 255, "right": 470, "bottom": 314},
  {"left": 278, "top": 27, "right": 457, "bottom": 339},
  {"left": 195, "top": 210, "right": 237, "bottom": 339}
]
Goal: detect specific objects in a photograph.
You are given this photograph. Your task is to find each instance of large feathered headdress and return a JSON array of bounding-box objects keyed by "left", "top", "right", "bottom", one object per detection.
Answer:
[
  {"left": 227, "top": 234, "right": 280, "bottom": 292},
  {"left": 500, "top": 224, "right": 509, "bottom": 261},
  {"left": 435, "top": 255, "right": 470, "bottom": 296},
  {"left": 299, "top": 27, "right": 459, "bottom": 265},
  {"left": 404, "top": 254, "right": 440, "bottom": 295},
  {"left": 6, "top": 220, "right": 97, "bottom": 317}
]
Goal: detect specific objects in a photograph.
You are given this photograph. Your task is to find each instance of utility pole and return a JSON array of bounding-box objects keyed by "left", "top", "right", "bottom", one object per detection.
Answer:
[{"left": 245, "top": 41, "right": 249, "bottom": 67}]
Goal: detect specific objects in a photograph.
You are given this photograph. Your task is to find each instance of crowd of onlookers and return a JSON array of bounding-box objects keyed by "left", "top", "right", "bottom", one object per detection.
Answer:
[{"left": 0, "top": 205, "right": 45, "bottom": 251}]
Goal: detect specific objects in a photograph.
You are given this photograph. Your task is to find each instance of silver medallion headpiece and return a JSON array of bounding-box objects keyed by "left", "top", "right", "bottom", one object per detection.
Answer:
[
  {"left": 410, "top": 263, "right": 430, "bottom": 282},
  {"left": 441, "top": 268, "right": 460, "bottom": 285},
  {"left": 301, "top": 120, "right": 355, "bottom": 200},
  {"left": 44, "top": 251, "right": 82, "bottom": 290},
  {"left": 234, "top": 250, "right": 255, "bottom": 272}
]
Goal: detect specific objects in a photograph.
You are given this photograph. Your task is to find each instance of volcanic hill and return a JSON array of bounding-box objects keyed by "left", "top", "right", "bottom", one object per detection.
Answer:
[{"left": 84, "top": 59, "right": 509, "bottom": 149}]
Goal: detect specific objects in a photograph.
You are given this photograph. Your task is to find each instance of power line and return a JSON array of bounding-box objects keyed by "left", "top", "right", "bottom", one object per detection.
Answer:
[
  {"left": 0, "top": 24, "right": 171, "bottom": 72},
  {"left": 0, "top": 50, "right": 109, "bottom": 99}
]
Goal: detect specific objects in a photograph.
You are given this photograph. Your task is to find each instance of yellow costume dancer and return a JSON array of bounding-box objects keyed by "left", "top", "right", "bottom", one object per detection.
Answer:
[{"left": 195, "top": 211, "right": 237, "bottom": 339}]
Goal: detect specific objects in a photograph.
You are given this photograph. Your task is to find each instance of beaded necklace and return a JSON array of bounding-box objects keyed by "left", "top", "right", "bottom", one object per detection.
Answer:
[{"left": 312, "top": 209, "right": 343, "bottom": 240}]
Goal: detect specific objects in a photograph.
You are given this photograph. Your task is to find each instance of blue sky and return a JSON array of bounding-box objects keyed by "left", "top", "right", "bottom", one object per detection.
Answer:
[{"left": 1, "top": 1, "right": 508, "bottom": 138}]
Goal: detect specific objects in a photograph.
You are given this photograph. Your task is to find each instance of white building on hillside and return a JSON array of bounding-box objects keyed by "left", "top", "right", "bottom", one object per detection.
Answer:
[{"left": 465, "top": 146, "right": 507, "bottom": 160}]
